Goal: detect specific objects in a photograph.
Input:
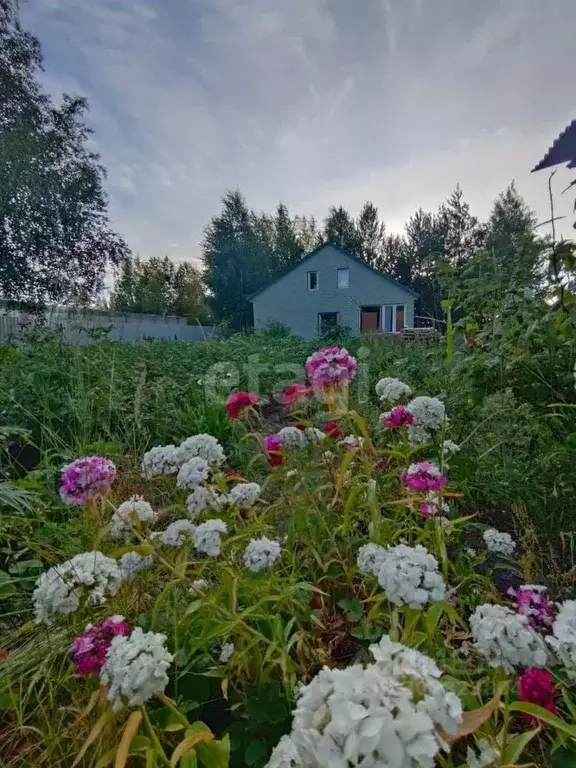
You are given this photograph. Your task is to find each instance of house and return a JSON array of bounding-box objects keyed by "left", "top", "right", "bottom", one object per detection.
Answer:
[
  {"left": 249, "top": 243, "right": 418, "bottom": 339},
  {"left": 532, "top": 118, "right": 576, "bottom": 172}
]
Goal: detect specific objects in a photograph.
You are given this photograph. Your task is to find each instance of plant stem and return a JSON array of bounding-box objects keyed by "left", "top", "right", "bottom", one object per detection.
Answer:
[{"left": 141, "top": 706, "right": 170, "bottom": 766}]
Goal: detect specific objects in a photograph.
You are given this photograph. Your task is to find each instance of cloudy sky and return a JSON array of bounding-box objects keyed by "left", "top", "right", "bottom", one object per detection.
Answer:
[{"left": 22, "top": 0, "right": 575, "bottom": 264}]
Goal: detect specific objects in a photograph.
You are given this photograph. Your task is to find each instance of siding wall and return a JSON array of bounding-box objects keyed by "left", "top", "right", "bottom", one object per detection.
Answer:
[
  {"left": 0, "top": 306, "right": 219, "bottom": 344},
  {"left": 252, "top": 245, "right": 415, "bottom": 339}
]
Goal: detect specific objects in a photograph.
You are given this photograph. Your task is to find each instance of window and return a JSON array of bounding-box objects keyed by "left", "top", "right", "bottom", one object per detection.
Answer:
[
  {"left": 318, "top": 312, "right": 338, "bottom": 333},
  {"left": 337, "top": 268, "right": 349, "bottom": 289},
  {"left": 307, "top": 270, "right": 318, "bottom": 291},
  {"left": 383, "top": 304, "right": 405, "bottom": 333}
]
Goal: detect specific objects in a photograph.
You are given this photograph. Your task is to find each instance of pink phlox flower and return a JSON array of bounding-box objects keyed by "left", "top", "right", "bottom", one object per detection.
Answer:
[
  {"left": 518, "top": 668, "right": 559, "bottom": 721},
  {"left": 71, "top": 616, "right": 130, "bottom": 676},
  {"left": 282, "top": 384, "right": 311, "bottom": 406},
  {"left": 402, "top": 461, "right": 447, "bottom": 493},
  {"left": 225, "top": 391, "right": 259, "bottom": 419},
  {"left": 383, "top": 405, "right": 414, "bottom": 429},
  {"left": 60, "top": 456, "right": 116, "bottom": 506},
  {"left": 263, "top": 434, "right": 284, "bottom": 466},
  {"left": 304, "top": 346, "right": 357, "bottom": 390},
  {"left": 508, "top": 585, "right": 555, "bottom": 634}
]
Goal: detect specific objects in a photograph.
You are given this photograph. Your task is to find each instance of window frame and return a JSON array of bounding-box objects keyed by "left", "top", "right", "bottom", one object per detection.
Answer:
[
  {"left": 307, "top": 270, "right": 319, "bottom": 291},
  {"left": 337, "top": 267, "right": 350, "bottom": 290}
]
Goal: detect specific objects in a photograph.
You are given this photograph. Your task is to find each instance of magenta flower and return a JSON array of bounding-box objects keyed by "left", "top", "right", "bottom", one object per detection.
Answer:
[
  {"left": 304, "top": 347, "right": 357, "bottom": 390},
  {"left": 402, "top": 461, "right": 447, "bottom": 493},
  {"left": 518, "top": 668, "right": 559, "bottom": 721},
  {"left": 263, "top": 434, "right": 284, "bottom": 466},
  {"left": 71, "top": 616, "right": 130, "bottom": 676},
  {"left": 508, "top": 585, "right": 555, "bottom": 634},
  {"left": 383, "top": 405, "right": 414, "bottom": 429},
  {"left": 225, "top": 391, "right": 259, "bottom": 419},
  {"left": 282, "top": 384, "right": 311, "bottom": 406},
  {"left": 60, "top": 456, "right": 117, "bottom": 506}
]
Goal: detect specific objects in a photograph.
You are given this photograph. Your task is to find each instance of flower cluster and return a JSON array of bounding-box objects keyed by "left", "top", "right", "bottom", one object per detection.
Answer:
[
  {"left": 517, "top": 668, "right": 559, "bottom": 718},
  {"left": 71, "top": 616, "right": 130, "bottom": 676},
  {"left": 381, "top": 405, "right": 414, "bottom": 429},
  {"left": 470, "top": 603, "right": 549, "bottom": 672},
  {"left": 176, "top": 456, "right": 210, "bottom": 490},
  {"left": 185, "top": 485, "right": 207, "bottom": 518},
  {"left": 277, "top": 426, "right": 307, "bottom": 448},
  {"left": 33, "top": 552, "right": 122, "bottom": 624},
  {"left": 483, "top": 528, "right": 516, "bottom": 556},
  {"left": 243, "top": 536, "right": 281, "bottom": 573},
  {"left": 282, "top": 384, "right": 310, "bottom": 406},
  {"left": 356, "top": 543, "right": 387, "bottom": 577},
  {"left": 141, "top": 444, "right": 179, "bottom": 479},
  {"left": 405, "top": 396, "right": 446, "bottom": 444},
  {"left": 193, "top": 519, "right": 227, "bottom": 557},
  {"left": 267, "top": 635, "right": 462, "bottom": 768},
  {"left": 375, "top": 377, "right": 411, "bottom": 403},
  {"left": 402, "top": 461, "right": 447, "bottom": 493},
  {"left": 508, "top": 585, "right": 555, "bottom": 633},
  {"left": 161, "top": 519, "right": 197, "bottom": 547},
  {"left": 100, "top": 628, "right": 173, "bottom": 711},
  {"left": 419, "top": 493, "right": 449, "bottom": 518},
  {"left": 219, "top": 641, "right": 235, "bottom": 663},
  {"left": 547, "top": 600, "right": 576, "bottom": 673},
  {"left": 229, "top": 482, "right": 261, "bottom": 509},
  {"left": 323, "top": 421, "right": 343, "bottom": 439},
  {"left": 109, "top": 496, "right": 157, "bottom": 539},
  {"left": 304, "top": 346, "right": 357, "bottom": 390},
  {"left": 225, "top": 391, "right": 259, "bottom": 419},
  {"left": 60, "top": 456, "right": 116, "bottom": 506},
  {"left": 264, "top": 434, "right": 284, "bottom": 465},
  {"left": 374, "top": 543, "right": 446, "bottom": 608},
  {"left": 118, "top": 551, "right": 153, "bottom": 581}
]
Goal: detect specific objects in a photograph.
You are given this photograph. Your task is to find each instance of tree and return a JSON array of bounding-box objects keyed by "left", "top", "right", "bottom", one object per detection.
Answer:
[
  {"left": 111, "top": 256, "right": 210, "bottom": 321},
  {"left": 0, "top": 0, "right": 129, "bottom": 305},
  {"left": 273, "top": 203, "right": 302, "bottom": 271},
  {"left": 323, "top": 206, "right": 361, "bottom": 255},
  {"left": 439, "top": 185, "right": 484, "bottom": 267},
  {"left": 294, "top": 215, "right": 321, "bottom": 253},
  {"left": 356, "top": 201, "right": 385, "bottom": 269},
  {"left": 403, "top": 208, "right": 447, "bottom": 321},
  {"left": 202, "top": 190, "right": 272, "bottom": 330}
]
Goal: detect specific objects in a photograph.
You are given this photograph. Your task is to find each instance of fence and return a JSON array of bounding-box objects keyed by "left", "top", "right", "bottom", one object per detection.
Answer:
[{"left": 0, "top": 305, "right": 220, "bottom": 344}]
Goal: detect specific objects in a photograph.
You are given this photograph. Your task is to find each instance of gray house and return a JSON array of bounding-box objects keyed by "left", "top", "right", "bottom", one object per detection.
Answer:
[{"left": 250, "top": 243, "right": 417, "bottom": 339}]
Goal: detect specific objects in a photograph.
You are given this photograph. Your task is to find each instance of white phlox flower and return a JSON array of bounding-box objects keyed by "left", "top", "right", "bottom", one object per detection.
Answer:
[
  {"left": 109, "top": 496, "right": 157, "bottom": 539},
  {"left": 547, "top": 600, "right": 576, "bottom": 673},
  {"left": 243, "top": 536, "right": 281, "bottom": 573},
  {"left": 340, "top": 434, "right": 364, "bottom": 450},
  {"left": 119, "top": 551, "right": 153, "bottom": 581},
  {"left": 185, "top": 485, "right": 207, "bottom": 518},
  {"left": 278, "top": 427, "right": 307, "bottom": 448},
  {"left": 483, "top": 528, "right": 516, "bottom": 556},
  {"left": 229, "top": 482, "right": 261, "bottom": 509},
  {"left": 33, "top": 551, "right": 122, "bottom": 624},
  {"left": 406, "top": 396, "right": 447, "bottom": 431},
  {"left": 376, "top": 544, "right": 446, "bottom": 609},
  {"left": 375, "top": 377, "right": 412, "bottom": 402},
  {"left": 219, "top": 641, "right": 235, "bottom": 663},
  {"left": 266, "top": 636, "right": 462, "bottom": 768},
  {"left": 161, "top": 519, "right": 197, "bottom": 547},
  {"left": 174, "top": 433, "right": 226, "bottom": 466},
  {"left": 304, "top": 428, "right": 325, "bottom": 443},
  {"left": 466, "top": 739, "right": 499, "bottom": 768},
  {"left": 141, "top": 444, "right": 179, "bottom": 479},
  {"left": 189, "top": 579, "right": 209, "bottom": 595},
  {"left": 442, "top": 440, "right": 460, "bottom": 455},
  {"left": 407, "top": 424, "right": 432, "bottom": 445},
  {"left": 470, "top": 603, "right": 549, "bottom": 671},
  {"left": 176, "top": 456, "right": 210, "bottom": 490},
  {"left": 356, "top": 543, "right": 387, "bottom": 577},
  {"left": 193, "top": 519, "right": 227, "bottom": 557},
  {"left": 206, "top": 489, "right": 229, "bottom": 512},
  {"left": 100, "top": 627, "right": 173, "bottom": 711}
]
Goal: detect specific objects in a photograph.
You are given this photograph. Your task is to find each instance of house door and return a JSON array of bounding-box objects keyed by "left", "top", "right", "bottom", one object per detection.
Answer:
[{"left": 360, "top": 306, "right": 380, "bottom": 333}]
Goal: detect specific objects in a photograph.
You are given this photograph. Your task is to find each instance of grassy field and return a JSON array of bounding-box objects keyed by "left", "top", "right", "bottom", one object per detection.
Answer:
[{"left": 1, "top": 329, "right": 576, "bottom": 767}]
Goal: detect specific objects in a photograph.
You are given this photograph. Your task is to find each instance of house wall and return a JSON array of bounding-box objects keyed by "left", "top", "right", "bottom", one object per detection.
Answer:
[{"left": 252, "top": 245, "right": 415, "bottom": 339}]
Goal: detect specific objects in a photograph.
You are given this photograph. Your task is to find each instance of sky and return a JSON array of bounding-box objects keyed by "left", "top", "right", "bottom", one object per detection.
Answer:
[{"left": 22, "top": 0, "right": 576, "bottom": 265}]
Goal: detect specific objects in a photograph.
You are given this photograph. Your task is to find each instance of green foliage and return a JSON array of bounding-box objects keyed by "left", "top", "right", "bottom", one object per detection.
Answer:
[{"left": 0, "top": 0, "right": 129, "bottom": 304}]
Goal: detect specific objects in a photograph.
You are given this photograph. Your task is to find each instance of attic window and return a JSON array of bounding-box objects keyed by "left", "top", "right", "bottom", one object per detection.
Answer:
[
  {"left": 307, "top": 270, "right": 318, "bottom": 291},
  {"left": 337, "top": 268, "right": 349, "bottom": 289}
]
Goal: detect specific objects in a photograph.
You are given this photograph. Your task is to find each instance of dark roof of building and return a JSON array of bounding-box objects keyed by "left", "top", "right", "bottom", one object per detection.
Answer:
[
  {"left": 248, "top": 242, "right": 419, "bottom": 300},
  {"left": 532, "top": 119, "right": 576, "bottom": 172}
]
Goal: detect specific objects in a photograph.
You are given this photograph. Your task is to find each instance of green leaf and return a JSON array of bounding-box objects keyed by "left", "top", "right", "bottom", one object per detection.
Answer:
[
  {"left": 0, "top": 571, "right": 16, "bottom": 598},
  {"left": 501, "top": 726, "right": 539, "bottom": 764},
  {"left": 244, "top": 739, "right": 268, "bottom": 766},
  {"left": 552, "top": 745, "right": 576, "bottom": 768},
  {"left": 337, "top": 597, "right": 363, "bottom": 623},
  {"left": 508, "top": 702, "right": 576, "bottom": 738}
]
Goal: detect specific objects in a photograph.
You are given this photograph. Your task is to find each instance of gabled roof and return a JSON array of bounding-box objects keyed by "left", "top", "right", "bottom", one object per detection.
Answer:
[
  {"left": 532, "top": 119, "right": 576, "bottom": 172},
  {"left": 248, "top": 242, "right": 419, "bottom": 300}
]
